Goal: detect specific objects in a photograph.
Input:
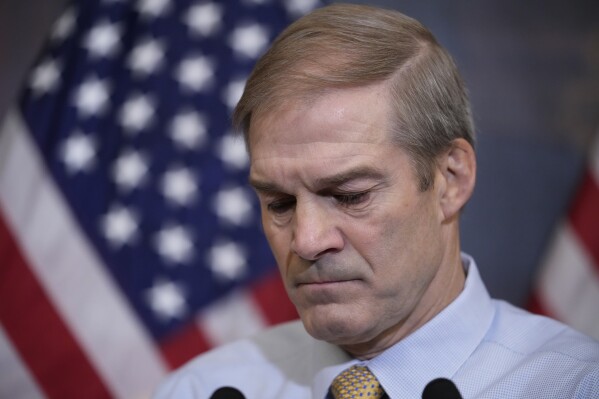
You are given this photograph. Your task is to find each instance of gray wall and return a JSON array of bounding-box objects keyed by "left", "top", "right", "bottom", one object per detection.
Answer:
[
  {"left": 1, "top": 0, "right": 598, "bottom": 306},
  {"left": 351, "top": 0, "right": 598, "bottom": 305},
  {"left": 0, "top": 0, "right": 68, "bottom": 121}
]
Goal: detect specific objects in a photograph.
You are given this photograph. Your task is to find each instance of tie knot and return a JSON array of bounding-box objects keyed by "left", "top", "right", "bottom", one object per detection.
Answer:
[{"left": 331, "top": 365, "right": 385, "bottom": 399}]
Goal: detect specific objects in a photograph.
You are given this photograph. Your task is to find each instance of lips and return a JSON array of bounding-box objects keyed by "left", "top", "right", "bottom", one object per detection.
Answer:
[
  {"left": 297, "top": 279, "right": 356, "bottom": 286},
  {"left": 293, "top": 279, "right": 362, "bottom": 306},
  {"left": 293, "top": 272, "right": 359, "bottom": 287},
  {"left": 293, "top": 272, "right": 363, "bottom": 291},
  {"left": 289, "top": 259, "right": 363, "bottom": 288}
]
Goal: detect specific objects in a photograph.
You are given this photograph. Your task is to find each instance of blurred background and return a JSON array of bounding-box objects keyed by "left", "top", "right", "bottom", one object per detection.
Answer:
[{"left": 0, "top": 0, "right": 597, "bottom": 398}]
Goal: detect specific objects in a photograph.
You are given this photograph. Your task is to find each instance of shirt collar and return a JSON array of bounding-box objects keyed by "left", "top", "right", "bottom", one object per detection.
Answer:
[
  {"left": 311, "top": 253, "right": 494, "bottom": 399},
  {"left": 367, "top": 253, "right": 495, "bottom": 398}
]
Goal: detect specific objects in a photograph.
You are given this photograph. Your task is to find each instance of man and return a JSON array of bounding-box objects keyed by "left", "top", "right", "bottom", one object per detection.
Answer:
[{"left": 154, "top": 4, "right": 599, "bottom": 398}]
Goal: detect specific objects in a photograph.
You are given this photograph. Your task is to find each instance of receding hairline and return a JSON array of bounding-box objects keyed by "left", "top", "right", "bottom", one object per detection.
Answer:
[{"left": 232, "top": 3, "right": 438, "bottom": 137}]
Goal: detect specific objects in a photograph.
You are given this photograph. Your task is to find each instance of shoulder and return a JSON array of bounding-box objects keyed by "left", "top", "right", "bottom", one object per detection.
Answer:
[
  {"left": 489, "top": 300, "right": 599, "bottom": 361},
  {"left": 465, "top": 300, "right": 599, "bottom": 397},
  {"left": 153, "top": 320, "right": 348, "bottom": 399}
]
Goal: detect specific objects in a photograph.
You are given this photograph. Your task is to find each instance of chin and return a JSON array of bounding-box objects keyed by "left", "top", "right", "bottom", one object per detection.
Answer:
[{"left": 299, "top": 306, "right": 373, "bottom": 346}]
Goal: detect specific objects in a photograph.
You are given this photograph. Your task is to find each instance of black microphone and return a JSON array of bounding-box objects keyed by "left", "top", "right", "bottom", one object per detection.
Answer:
[
  {"left": 209, "top": 387, "right": 246, "bottom": 399},
  {"left": 422, "top": 378, "right": 463, "bottom": 399}
]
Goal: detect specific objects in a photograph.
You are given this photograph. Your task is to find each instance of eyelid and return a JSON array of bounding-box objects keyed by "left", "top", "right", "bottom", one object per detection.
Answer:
[
  {"left": 264, "top": 195, "right": 296, "bottom": 214},
  {"left": 326, "top": 181, "right": 380, "bottom": 196},
  {"left": 334, "top": 191, "right": 371, "bottom": 207},
  {"left": 333, "top": 190, "right": 365, "bottom": 197}
]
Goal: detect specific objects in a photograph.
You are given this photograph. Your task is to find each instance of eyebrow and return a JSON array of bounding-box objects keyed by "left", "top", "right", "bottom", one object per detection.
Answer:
[
  {"left": 314, "top": 166, "right": 385, "bottom": 189},
  {"left": 249, "top": 178, "right": 282, "bottom": 194},
  {"left": 249, "top": 166, "right": 386, "bottom": 194}
]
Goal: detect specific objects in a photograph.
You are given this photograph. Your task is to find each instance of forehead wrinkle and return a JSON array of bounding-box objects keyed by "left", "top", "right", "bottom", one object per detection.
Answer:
[
  {"left": 250, "top": 141, "right": 390, "bottom": 164},
  {"left": 249, "top": 98, "right": 391, "bottom": 154}
]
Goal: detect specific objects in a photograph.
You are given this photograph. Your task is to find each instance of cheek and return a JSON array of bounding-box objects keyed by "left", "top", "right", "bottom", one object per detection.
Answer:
[
  {"left": 359, "top": 199, "right": 438, "bottom": 286},
  {"left": 356, "top": 201, "right": 415, "bottom": 262},
  {"left": 262, "top": 220, "right": 286, "bottom": 262},
  {"left": 382, "top": 194, "right": 438, "bottom": 247},
  {"left": 261, "top": 221, "right": 298, "bottom": 286}
]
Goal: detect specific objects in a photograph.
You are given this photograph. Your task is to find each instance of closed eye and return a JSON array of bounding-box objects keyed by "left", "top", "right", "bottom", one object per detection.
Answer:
[
  {"left": 334, "top": 191, "right": 370, "bottom": 206},
  {"left": 267, "top": 198, "right": 296, "bottom": 214}
]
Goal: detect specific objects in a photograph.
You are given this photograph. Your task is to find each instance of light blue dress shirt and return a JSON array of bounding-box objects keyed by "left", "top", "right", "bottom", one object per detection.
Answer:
[{"left": 153, "top": 254, "right": 599, "bottom": 398}]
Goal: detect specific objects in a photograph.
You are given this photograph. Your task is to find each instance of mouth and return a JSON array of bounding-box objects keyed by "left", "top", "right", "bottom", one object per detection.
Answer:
[
  {"left": 291, "top": 262, "right": 362, "bottom": 290},
  {"left": 299, "top": 279, "right": 349, "bottom": 285},
  {"left": 296, "top": 279, "right": 361, "bottom": 288},
  {"left": 293, "top": 279, "right": 362, "bottom": 306}
]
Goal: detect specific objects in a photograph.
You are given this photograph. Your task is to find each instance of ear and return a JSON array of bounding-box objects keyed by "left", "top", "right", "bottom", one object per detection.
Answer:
[{"left": 437, "top": 138, "right": 476, "bottom": 221}]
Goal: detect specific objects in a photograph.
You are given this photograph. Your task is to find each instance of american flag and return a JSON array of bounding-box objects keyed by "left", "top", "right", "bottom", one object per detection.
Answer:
[
  {"left": 529, "top": 131, "right": 599, "bottom": 341},
  {"left": 0, "top": 0, "right": 321, "bottom": 397}
]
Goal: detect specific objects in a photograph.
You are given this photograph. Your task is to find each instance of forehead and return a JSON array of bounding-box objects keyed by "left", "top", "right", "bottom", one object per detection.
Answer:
[
  {"left": 245, "top": 83, "right": 421, "bottom": 193},
  {"left": 247, "top": 83, "right": 394, "bottom": 159}
]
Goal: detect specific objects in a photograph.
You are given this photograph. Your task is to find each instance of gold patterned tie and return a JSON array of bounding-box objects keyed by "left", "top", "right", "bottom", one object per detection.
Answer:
[{"left": 330, "top": 365, "right": 385, "bottom": 399}]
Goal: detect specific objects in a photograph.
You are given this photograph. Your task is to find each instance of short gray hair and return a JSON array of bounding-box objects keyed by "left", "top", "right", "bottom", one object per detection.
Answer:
[{"left": 233, "top": 3, "right": 475, "bottom": 190}]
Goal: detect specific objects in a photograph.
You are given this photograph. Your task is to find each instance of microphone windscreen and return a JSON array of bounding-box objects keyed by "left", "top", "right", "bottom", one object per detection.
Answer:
[
  {"left": 422, "top": 378, "right": 463, "bottom": 399},
  {"left": 209, "top": 387, "right": 246, "bottom": 399}
]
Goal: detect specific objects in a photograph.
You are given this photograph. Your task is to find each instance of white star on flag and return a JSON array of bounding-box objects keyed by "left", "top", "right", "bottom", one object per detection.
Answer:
[
  {"left": 228, "top": 23, "right": 270, "bottom": 59},
  {"left": 137, "top": 0, "right": 171, "bottom": 18},
  {"left": 128, "top": 38, "right": 165, "bottom": 76},
  {"left": 145, "top": 279, "right": 187, "bottom": 320},
  {"left": 119, "top": 94, "right": 156, "bottom": 133},
  {"left": 208, "top": 241, "right": 247, "bottom": 281},
  {"left": 217, "top": 133, "right": 249, "bottom": 170},
  {"left": 73, "top": 76, "right": 110, "bottom": 117},
  {"left": 113, "top": 150, "right": 149, "bottom": 191},
  {"left": 222, "top": 78, "right": 246, "bottom": 110},
  {"left": 185, "top": 2, "right": 223, "bottom": 36},
  {"left": 84, "top": 21, "right": 122, "bottom": 58},
  {"left": 30, "top": 59, "right": 61, "bottom": 95},
  {"left": 170, "top": 110, "right": 208, "bottom": 150},
  {"left": 284, "top": 0, "right": 320, "bottom": 17},
  {"left": 154, "top": 225, "right": 195, "bottom": 264},
  {"left": 60, "top": 132, "right": 97, "bottom": 174},
  {"left": 213, "top": 186, "right": 253, "bottom": 226},
  {"left": 2, "top": 0, "right": 319, "bottom": 392},
  {"left": 161, "top": 166, "right": 198, "bottom": 207},
  {"left": 101, "top": 205, "right": 139, "bottom": 247},
  {"left": 175, "top": 55, "right": 215, "bottom": 92},
  {"left": 51, "top": 7, "right": 76, "bottom": 41}
]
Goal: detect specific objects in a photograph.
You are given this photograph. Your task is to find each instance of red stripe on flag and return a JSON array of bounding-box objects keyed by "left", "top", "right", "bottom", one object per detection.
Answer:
[
  {"left": 251, "top": 270, "right": 298, "bottom": 325},
  {"left": 159, "top": 322, "right": 211, "bottom": 369},
  {"left": 568, "top": 170, "right": 599, "bottom": 269},
  {"left": 0, "top": 210, "right": 112, "bottom": 399},
  {"left": 526, "top": 290, "right": 555, "bottom": 317}
]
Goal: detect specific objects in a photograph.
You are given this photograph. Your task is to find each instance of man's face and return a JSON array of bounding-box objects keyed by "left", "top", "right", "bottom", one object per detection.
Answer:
[{"left": 248, "top": 83, "right": 455, "bottom": 357}]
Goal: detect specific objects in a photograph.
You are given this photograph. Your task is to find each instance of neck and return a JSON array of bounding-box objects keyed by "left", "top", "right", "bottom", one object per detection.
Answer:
[{"left": 341, "top": 245, "right": 466, "bottom": 360}]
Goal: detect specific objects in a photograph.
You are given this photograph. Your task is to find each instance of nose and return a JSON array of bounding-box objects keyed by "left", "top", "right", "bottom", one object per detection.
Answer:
[{"left": 290, "top": 200, "right": 344, "bottom": 261}]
